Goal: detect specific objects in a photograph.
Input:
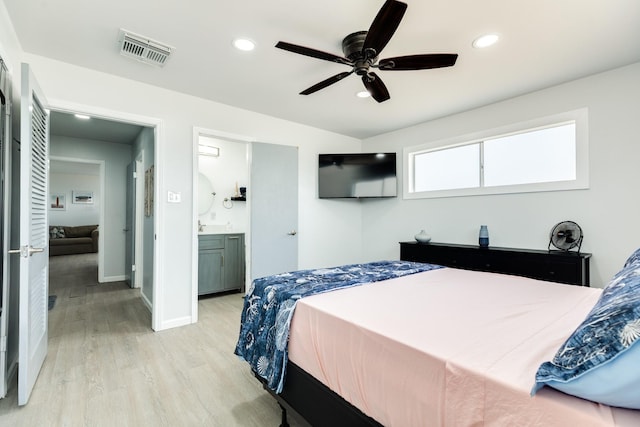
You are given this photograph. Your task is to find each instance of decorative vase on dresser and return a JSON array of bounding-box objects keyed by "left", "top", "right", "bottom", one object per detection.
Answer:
[
  {"left": 414, "top": 230, "right": 431, "bottom": 244},
  {"left": 479, "top": 225, "right": 489, "bottom": 248}
]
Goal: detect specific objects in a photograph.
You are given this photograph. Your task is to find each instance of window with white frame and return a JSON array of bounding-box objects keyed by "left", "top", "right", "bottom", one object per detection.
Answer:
[{"left": 404, "top": 109, "right": 588, "bottom": 199}]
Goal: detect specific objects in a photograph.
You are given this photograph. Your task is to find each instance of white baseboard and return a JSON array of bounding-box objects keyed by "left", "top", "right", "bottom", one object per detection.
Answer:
[
  {"left": 4, "top": 354, "right": 18, "bottom": 394},
  {"left": 101, "top": 275, "right": 126, "bottom": 283},
  {"left": 157, "top": 316, "right": 193, "bottom": 331},
  {"left": 140, "top": 292, "right": 152, "bottom": 312}
]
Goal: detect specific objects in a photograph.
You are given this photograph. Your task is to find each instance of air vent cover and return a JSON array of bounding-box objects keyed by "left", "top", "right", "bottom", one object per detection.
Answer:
[{"left": 118, "top": 29, "right": 173, "bottom": 67}]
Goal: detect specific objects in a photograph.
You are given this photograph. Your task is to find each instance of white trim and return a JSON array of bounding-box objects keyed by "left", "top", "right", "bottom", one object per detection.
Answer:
[
  {"left": 140, "top": 290, "right": 152, "bottom": 312},
  {"left": 403, "top": 108, "right": 589, "bottom": 199},
  {"left": 151, "top": 123, "right": 163, "bottom": 331},
  {"left": 194, "top": 127, "right": 257, "bottom": 144},
  {"left": 102, "top": 275, "right": 127, "bottom": 282},
  {"left": 134, "top": 154, "right": 144, "bottom": 289},
  {"left": 191, "top": 129, "right": 199, "bottom": 324},
  {"left": 47, "top": 98, "right": 164, "bottom": 331},
  {"left": 160, "top": 315, "right": 192, "bottom": 330}
]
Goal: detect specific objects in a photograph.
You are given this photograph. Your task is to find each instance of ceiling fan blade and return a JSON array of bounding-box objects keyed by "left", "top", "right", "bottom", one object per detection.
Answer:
[
  {"left": 276, "top": 41, "right": 352, "bottom": 66},
  {"left": 378, "top": 53, "right": 458, "bottom": 71},
  {"left": 362, "top": 72, "right": 390, "bottom": 103},
  {"left": 300, "top": 71, "right": 354, "bottom": 95},
  {"left": 363, "top": 0, "right": 408, "bottom": 58}
]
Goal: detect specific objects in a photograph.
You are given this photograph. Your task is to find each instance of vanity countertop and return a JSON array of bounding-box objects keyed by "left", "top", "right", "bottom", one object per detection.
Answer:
[{"left": 198, "top": 225, "right": 245, "bottom": 235}]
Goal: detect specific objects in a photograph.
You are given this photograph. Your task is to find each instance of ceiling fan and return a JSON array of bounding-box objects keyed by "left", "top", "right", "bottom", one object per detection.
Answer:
[{"left": 275, "top": 0, "right": 458, "bottom": 103}]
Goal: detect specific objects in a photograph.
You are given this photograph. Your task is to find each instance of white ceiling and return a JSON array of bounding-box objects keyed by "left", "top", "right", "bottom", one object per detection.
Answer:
[
  {"left": 50, "top": 111, "right": 145, "bottom": 144},
  {"left": 4, "top": 0, "right": 640, "bottom": 139}
]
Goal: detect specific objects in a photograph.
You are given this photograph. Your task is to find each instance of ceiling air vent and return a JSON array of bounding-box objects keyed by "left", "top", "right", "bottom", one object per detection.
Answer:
[{"left": 118, "top": 29, "right": 173, "bottom": 67}]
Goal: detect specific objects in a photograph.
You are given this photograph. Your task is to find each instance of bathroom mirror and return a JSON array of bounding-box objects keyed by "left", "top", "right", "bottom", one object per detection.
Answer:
[{"left": 198, "top": 173, "right": 215, "bottom": 215}]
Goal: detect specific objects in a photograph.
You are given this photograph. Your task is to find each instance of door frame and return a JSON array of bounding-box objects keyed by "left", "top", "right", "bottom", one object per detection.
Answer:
[
  {"left": 191, "top": 127, "right": 255, "bottom": 323},
  {"left": 0, "top": 55, "right": 11, "bottom": 399},
  {"left": 49, "top": 156, "right": 105, "bottom": 279},
  {"left": 125, "top": 156, "right": 144, "bottom": 289},
  {"left": 50, "top": 100, "right": 163, "bottom": 330},
  {"left": 134, "top": 153, "right": 144, "bottom": 289}
]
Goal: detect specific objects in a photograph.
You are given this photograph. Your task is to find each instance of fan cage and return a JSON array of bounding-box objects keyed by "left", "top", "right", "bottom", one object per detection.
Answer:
[{"left": 548, "top": 221, "right": 583, "bottom": 253}]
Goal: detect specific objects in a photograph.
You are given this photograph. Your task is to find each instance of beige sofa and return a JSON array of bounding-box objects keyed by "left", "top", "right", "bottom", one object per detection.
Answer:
[{"left": 49, "top": 225, "right": 99, "bottom": 256}]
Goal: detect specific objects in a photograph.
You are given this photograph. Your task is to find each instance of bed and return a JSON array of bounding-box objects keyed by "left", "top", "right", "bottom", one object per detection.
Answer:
[{"left": 235, "top": 256, "right": 640, "bottom": 426}]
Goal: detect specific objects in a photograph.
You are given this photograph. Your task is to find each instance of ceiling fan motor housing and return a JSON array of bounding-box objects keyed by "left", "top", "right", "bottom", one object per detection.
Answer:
[
  {"left": 342, "top": 31, "right": 376, "bottom": 75},
  {"left": 342, "top": 31, "right": 367, "bottom": 59}
]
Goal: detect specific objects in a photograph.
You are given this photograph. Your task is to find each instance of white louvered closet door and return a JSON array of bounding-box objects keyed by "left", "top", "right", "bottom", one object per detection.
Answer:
[{"left": 17, "top": 63, "right": 49, "bottom": 406}]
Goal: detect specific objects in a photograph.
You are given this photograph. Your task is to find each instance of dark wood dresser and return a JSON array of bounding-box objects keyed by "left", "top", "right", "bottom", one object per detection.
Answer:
[{"left": 400, "top": 242, "right": 591, "bottom": 286}]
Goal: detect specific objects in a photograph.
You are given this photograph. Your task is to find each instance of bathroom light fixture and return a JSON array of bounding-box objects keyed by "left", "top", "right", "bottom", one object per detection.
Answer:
[
  {"left": 473, "top": 34, "right": 499, "bottom": 48},
  {"left": 233, "top": 38, "right": 256, "bottom": 51},
  {"left": 74, "top": 114, "right": 91, "bottom": 120},
  {"left": 199, "top": 141, "right": 220, "bottom": 157}
]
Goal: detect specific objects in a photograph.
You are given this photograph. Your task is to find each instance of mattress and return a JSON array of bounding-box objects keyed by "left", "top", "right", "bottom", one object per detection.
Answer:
[{"left": 287, "top": 267, "right": 640, "bottom": 426}]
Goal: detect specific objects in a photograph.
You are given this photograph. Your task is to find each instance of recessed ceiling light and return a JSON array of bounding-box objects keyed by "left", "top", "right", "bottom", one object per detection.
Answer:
[
  {"left": 233, "top": 38, "right": 256, "bottom": 51},
  {"left": 356, "top": 91, "right": 371, "bottom": 98},
  {"left": 74, "top": 114, "right": 91, "bottom": 120},
  {"left": 472, "top": 34, "right": 499, "bottom": 49}
]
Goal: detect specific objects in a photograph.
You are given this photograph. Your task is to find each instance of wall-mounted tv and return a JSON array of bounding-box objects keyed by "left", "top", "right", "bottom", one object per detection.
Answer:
[{"left": 318, "top": 153, "right": 397, "bottom": 199}]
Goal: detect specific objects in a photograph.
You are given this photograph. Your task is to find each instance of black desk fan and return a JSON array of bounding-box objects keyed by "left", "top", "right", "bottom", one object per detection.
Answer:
[{"left": 548, "top": 221, "right": 583, "bottom": 253}]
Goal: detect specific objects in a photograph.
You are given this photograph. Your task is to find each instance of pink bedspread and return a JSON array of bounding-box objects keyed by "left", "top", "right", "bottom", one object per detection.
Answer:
[{"left": 287, "top": 267, "right": 640, "bottom": 426}]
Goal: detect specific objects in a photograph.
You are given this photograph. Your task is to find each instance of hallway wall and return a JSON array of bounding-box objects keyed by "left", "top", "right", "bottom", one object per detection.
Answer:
[{"left": 50, "top": 135, "right": 133, "bottom": 281}]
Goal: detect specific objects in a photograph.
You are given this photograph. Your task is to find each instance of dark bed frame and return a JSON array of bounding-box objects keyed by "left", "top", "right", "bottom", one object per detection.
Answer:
[{"left": 257, "top": 362, "right": 383, "bottom": 427}]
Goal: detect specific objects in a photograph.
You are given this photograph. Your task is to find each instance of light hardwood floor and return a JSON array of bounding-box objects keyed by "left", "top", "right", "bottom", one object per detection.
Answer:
[{"left": 0, "top": 254, "right": 305, "bottom": 426}]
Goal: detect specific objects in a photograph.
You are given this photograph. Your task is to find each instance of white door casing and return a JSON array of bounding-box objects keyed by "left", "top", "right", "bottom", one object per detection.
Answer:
[
  {"left": 125, "top": 161, "right": 135, "bottom": 287},
  {"left": 16, "top": 63, "right": 50, "bottom": 406}
]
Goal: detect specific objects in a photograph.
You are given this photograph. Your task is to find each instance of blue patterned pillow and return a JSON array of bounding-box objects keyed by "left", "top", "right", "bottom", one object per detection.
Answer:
[
  {"left": 624, "top": 247, "right": 640, "bottom": 268},
  {"left": 532, "top": 264, "right": 640, "bottom": 409}
]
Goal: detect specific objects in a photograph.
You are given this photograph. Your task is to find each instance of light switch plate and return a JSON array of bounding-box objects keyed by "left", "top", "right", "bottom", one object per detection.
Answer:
[{"left": 168, "top": 191, "right": 181, "bottom": 203}]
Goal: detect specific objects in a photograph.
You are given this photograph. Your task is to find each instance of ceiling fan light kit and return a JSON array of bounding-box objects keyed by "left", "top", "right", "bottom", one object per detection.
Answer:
[
  {"left": 473, "top": 34, "right": 500, "bottom": 49},
  {"left": 275, "top": 0, "right": 459, "bottom": 103},
  {"left": 233, "top": 38, "right": 256, "bottom": 51}
]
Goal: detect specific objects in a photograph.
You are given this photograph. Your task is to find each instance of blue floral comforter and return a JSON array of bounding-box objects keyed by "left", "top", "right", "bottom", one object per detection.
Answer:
[{"left": 234, "top": 260, "right": 443, "bottom": 393}]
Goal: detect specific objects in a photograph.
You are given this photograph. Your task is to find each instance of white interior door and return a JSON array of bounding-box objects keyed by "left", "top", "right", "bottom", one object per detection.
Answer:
[
  {"left": 250, "top": 143, "right": 298, "bottom": 280},
  {"left": 15, "top": 63, "right": 50, "bottom": 406},
  {"left": 0, "top": 56, "right": 11, "bottom": 399}
]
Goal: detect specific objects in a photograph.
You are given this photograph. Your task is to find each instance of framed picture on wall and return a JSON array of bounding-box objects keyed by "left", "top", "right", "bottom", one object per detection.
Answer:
[
  {"left": 72, "top": 190, "right": 93, "bottom": 204},
  {"left": 50, "top": 193, "right": 66, "bottom": 210}
]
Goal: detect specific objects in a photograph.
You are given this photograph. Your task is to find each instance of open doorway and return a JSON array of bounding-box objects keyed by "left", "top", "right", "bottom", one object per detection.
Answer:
[
  {"left": 48, "top": 110, "right": 156, "bottom": 321},
  {"left": 192, "top": 129, "right": 251, "bottom": 321},
  {"left": 191, "top": 129, "right": 300, "bottom": 323}
]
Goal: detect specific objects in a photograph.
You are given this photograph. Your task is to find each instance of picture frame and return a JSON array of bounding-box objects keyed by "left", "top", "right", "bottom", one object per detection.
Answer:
[
  {"left": 145, "top": 165, "right": 154, "bottom": 217},
  {"left": 72, "top": 190, "right": 94, "bottom": 204},
  {"left": 50, "top": 193, "right": 66, "bottom": 210}
]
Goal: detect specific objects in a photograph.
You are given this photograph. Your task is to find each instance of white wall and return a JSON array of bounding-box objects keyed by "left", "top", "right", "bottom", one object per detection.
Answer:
[
  {"left": 49, "top": 172, "right": 100, "bottom": 226},
  {"left": 198, "top": 137, "right": 249, "bottom": 231},
  {"left": 14, "top": 52, "right": 361, "bottom": 330},
  {"left": 362, "top": 62, "right": 640, "bottom": 287},
  {"left": 50, "top": 135, "right": 133, "bottom": 281}
]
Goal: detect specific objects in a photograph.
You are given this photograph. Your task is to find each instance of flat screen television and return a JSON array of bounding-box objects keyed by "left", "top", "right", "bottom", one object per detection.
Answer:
[{"left": 318, "top": 153, "right": 397, "bottom": 199}]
